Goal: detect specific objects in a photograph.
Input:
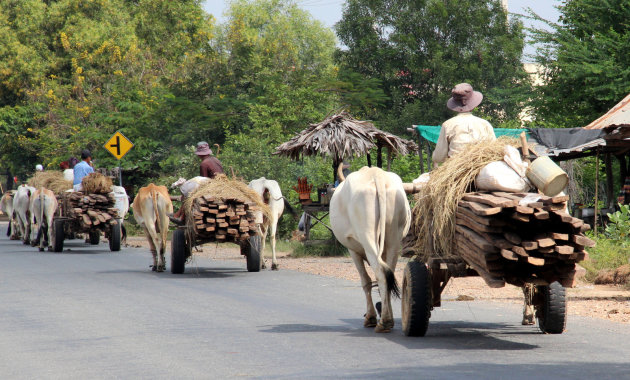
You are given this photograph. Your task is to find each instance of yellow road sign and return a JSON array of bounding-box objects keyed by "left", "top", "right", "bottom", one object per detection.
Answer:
[{"left": 104, "top": 131, "right": 134, "bottom": 160}]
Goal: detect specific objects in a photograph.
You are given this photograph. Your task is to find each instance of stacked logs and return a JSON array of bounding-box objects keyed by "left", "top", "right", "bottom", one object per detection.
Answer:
[
  {"left": 455, "top": 191, "right": 595, "bottom": 289},
  {"left": 190, "top": 195, "right": 260, "bottom": 243},
  {"left": 64, "top": 192, "right": 119, "bottom": 231}
]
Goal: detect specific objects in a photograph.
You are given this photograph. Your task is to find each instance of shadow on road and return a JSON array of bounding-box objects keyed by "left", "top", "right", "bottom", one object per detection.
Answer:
[{"left": 259, "top": 319, "right": 539, "bottom": 351}]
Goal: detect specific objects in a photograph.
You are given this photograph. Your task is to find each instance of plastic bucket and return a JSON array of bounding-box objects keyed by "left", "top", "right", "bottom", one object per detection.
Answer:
[{"left": 526, "top": 156, "right": 568, "bottom": 196}]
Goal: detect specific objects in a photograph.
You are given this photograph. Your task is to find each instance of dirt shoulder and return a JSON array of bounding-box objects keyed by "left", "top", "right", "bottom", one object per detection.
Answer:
[{"left": 126, "top": 237, "right": 630, "bottom": 324}]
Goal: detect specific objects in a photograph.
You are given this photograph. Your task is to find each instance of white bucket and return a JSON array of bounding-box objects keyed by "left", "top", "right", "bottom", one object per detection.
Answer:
[{"left": 526, "top": 156, "right": 568, "bottom": 196}]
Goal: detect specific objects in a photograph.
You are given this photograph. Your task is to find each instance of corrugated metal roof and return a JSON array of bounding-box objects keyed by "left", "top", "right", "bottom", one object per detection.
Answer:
[{"left": 584, "top": 92, "right": 630, "bottom": 129}]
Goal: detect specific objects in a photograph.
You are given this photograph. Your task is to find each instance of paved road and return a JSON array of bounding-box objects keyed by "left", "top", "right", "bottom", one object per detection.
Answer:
[{"left": 0, "top": 224, "right": 629, "bottom": 379}]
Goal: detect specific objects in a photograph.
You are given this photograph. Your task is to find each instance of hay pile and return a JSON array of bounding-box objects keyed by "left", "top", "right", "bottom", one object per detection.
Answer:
[
  {"left": 412, "top": 137, "right": 520, "bottom": 261},
  {"left": 81, "top": 172, "right": 113, "bottom": 194},
  {"left": 27, "top": 171, "right": 72, "bottom": 195}
]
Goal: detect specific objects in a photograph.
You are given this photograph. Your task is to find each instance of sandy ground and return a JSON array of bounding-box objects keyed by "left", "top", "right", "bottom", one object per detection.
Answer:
[{"left": 126, "top": 236, "right": 630, "bottom": 324}]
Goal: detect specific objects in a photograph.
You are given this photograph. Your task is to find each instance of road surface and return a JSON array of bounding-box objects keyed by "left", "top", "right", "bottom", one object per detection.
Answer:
[{"left": 0, "top": 225, "right": 628, "bottom": 379}]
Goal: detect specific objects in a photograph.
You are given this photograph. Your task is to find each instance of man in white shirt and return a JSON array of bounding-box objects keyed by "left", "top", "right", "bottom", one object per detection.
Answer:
[{"left": 432, "top": 83, "right": 496, "bottom": 166}]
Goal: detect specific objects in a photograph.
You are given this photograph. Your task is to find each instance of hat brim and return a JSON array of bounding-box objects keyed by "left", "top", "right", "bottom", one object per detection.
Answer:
[
  {"left": 447, "top": 91, "right": 483, "bottom": 112},
  {"left": 195, "top": 148, "right": 212, "bottom": 156}
]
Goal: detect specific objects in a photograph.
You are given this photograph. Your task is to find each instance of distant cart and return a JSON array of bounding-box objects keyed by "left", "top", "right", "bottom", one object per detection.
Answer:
[
  {"left": 51, "top": 191, "right": 122, "bottom": 252},
  {"left": 170, "top": 194, "right": 265, "bottom": 274},
  {"left": 401, "top": 191, "right": 594, "bottom": 337}
]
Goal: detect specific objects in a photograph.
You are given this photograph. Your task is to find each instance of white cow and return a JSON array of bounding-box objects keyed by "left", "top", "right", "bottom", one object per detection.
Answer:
[
  {"left": 110, "top": 185, "right": 129, "bottom": 243},
  {"left": 29, "top": 188, "right": 58, "bottom": 251},
  {"left": 131, "top": 184, "right": 173, "bottom": 272},
  {"left": 330, "top": 166, "right": 412, "bottom": 333},
  {"left": 13, "top": 184, "right": 36, "bottom": 244},
  {"left": 1, "top": 191, "right": 17, "bottom": 239},
  {"left": 248, "top": 177, "right": 294, "bottom": 270}
]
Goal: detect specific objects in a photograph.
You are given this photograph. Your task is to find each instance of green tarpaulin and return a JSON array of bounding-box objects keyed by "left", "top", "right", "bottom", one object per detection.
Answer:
[{"left": 414, "top": 125, "right": 528, "bottom": 144}]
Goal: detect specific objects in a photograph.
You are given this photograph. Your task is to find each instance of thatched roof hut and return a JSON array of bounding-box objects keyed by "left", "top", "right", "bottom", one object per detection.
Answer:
[{"left": 274, "top": 111, "right": 417, "bottom": 169}]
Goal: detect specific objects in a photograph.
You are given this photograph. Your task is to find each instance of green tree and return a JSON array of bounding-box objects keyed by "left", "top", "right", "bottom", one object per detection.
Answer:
[
  {"left": 336, "top": 0, "right": 530, "bottom": 134},
  {"left": 530, "top": 0, "right": 630, "bottom": 127}
]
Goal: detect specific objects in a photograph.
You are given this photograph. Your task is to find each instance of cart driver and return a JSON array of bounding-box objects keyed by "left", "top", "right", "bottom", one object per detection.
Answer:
[
  {"left": 432, "top": 83, "right": 496, "bottom": 167},
  {"left": 73, "top": 149, "right": 94, "bottom": 191}
]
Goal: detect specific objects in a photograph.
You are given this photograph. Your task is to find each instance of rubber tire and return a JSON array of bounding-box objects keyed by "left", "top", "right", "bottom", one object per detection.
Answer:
[
  {"left": 402, "top": 261, "right": 432, "bottom": 337},
  {"left": 171, "top": 229, "right": 187, "bottom": 274},
  {"left": 89, "top": 231, "right": 100, "bottom": 245},
  {"left": 536, "top": 281, "right": 567, "bottom": 334},
  {"left": 109, "top": 224, "right": 121, "bottom": 252},
  {"left": 52, "top": 219, "right": 65, "bottom": 252},
  {"left": 245, "top": 235, "right": 262, "bottom": 272}
]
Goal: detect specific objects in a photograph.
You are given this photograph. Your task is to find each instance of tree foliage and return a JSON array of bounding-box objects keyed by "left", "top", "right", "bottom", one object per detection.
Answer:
[
  {"left": 530, "top": 0, "right": 630, "bottom": 127},
  {"left": 336, "top": 0, "right": 529, "bottom": 133}
]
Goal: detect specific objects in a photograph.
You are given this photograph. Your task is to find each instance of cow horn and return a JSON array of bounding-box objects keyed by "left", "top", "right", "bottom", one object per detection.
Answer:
[
  {"left": 402, "top": 183, "right": 421, "bottom": 194},
  {"left": 337, "top": 162, "right": 345, "bottom": 183}
]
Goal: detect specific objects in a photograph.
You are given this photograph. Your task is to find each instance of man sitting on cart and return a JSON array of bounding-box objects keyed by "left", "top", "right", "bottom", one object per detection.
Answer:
[
  {"left": 73, "top": 149, "right": 94, "bottom": 192},
  {"left": 432, "top": 83, "right": 496, "bottom": 167},
  {"left": 169, "top": 142, "right": 224, "bottom": 225}
]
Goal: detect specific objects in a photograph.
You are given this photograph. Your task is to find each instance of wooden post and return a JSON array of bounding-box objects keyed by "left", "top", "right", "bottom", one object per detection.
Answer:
[
  {"left": 594, "top": 149, "right": 599, "bottom": 235},
  {"left": 605, "top": 153, "right": 613, "bottom": 208},
  {"left": 426, "top": 139, "right": 433, "bottom": 169},
  {"left": 418, "top": 136, "right": 424, "bottom": 173},
  {"left": 386, "top": 148, "right": 392, "bottom": 171},
  {"left": 366, "top": 152, "right": 372, "bottom": 167},
  {"left": 376, "top": 142, "right": 383, "bottom": 168}
]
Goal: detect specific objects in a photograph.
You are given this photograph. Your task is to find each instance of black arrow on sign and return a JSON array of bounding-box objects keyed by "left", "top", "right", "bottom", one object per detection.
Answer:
[{"left": 109, "top": 136, "right": 121, "bottom": 156}]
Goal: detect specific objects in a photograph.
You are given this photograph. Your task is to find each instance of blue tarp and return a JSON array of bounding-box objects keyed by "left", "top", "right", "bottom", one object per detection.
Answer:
[{"left": 414, "top": 125, "right": 529, "bottom": 144}]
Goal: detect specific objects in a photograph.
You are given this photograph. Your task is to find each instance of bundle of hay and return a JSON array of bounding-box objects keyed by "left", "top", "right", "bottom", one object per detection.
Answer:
[
  {"left": 183, "top": 175, "right": 271, "bottom": 242},
  {"left": 27, "top": 171, "right": 72, "bottom": 195},
  {"left": 81, "top": 172, "right": 113, "bottom": 194},
  {"left": 412, "top": 137, "right": 520, "bottom": 261}
]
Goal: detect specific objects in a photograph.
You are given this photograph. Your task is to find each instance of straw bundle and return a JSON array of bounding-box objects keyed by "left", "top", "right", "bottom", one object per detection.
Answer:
[
  {"left": 81, "top": 172, "right": 113, "bottom": 194},
  {"left": 412, "top": 137, "right": 520, "bottom": 261},
  {"left": 27, "top": 171, "right": 72, "bottom": 195}
]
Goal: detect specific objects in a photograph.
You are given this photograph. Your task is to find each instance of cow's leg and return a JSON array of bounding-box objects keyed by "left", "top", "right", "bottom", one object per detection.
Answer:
[
  {"left": 522, "top": 284, "right": 535, "bottom": 325},
  {"left": 143, "top": 225, "right": 159, "bottom": 271},
  {"left": 375, "top": 240, "right": 401, "bottom": 332},
  {"left": 157, "top": 212, "right": 169, "bottom": 272},
  {"left": 260, "top": 225, "right": 269, "bottom": 269},
  {"left": 269, "top": 217, "right": 279, "bottom": 270},
  {"left": 349, "top": 250, "right": 377, "bottom": 327}
]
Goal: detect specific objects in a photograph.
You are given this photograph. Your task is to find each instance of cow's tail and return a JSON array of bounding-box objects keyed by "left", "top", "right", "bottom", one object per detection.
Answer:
[
  {"left": 152, "top": 189, "right": 161, "bottom": 234},
  {"left": 374, "top": 173, "right": 400, "bottom": 299},
  {"left": 39, "top": 190, "right": 45, "bottom": 242}
]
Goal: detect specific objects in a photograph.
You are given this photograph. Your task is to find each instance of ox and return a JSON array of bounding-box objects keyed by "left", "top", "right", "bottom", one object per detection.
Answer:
[
  {"left": 111, "top": 185, "right": 129, "bottom": 244},
  {"left": 13, "top": 184, "right": 36, "bottom": 244},
  {"left": 248, "top": 177, "right": 295, "bottom": 270},
  {"left": 131, "top": 184, "right": 173, "bottom": 272},
  {"left": 1, "top": 191, "right": 17, "bottom": 239},
  {"left": 29, "top": 188, "right": 58, "bottom": 251},
  {"left": 171, "top": 176, "right": 210, "bottom": 197},
  {"left": 330, "top": 166, "right": 412, "bottom": 332}
]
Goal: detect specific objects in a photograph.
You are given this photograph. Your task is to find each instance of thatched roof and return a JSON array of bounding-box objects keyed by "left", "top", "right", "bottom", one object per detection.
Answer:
[{"left": 274, "top": 111, "right": 417, "bottom": 162}]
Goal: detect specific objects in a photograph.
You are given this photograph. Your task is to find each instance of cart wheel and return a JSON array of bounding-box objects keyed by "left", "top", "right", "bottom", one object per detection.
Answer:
[
  {"left": 536, "top": 281, "right": 567, "bottom": 334},
  {"left": 109, "top": 224, "right": 121, "bottom": 252},
  {"left": 89, "top": 231, "right": 100, "bottom": 245},
  {"left": 245, "top": 235, "right": 262, "bottom": 272},
  {"left": 402, "top": 261, "right": 432, "bottom": 337},
  {"left": 171, "top": 229, "right": 187, "bottom": 274},
  {"left": 52, "top": 219, "right": 65, "bottom": 252}
]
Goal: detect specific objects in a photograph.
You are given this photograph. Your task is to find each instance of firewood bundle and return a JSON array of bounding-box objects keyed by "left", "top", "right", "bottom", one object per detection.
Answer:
[
  {"left": 64, "top": 192, "right": 119, "bottom": 230},
  {"left": 190, "top": 195, "right": 261, "bottom": 243},
  {"left": 455, "top": 191, "right": 595, "bottom": 289}
]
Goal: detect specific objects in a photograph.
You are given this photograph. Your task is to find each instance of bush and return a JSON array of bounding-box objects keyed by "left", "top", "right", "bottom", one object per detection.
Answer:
[
  {"left": 581, "top": 232, "right": 630, "bottom": 283},
  {"left": 605, "top": 203, "right": 630, "bottom": 241}
]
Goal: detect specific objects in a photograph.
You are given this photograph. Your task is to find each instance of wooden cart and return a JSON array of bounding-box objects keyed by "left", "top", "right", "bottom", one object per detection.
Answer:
[
  {"left": 169, "top": 195, "right": 265, "bottom": 274},
  {"left": 400, "top": 191, "right": 593, "bottom": 337},
  {"left": 50, "top": 192, "right": 121, "bottom": 252}
]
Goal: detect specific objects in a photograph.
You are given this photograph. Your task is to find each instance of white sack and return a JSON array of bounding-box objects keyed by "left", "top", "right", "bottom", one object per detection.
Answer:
[
  {"left": 412, "top": 172, "right": 431, "bottom": 186},
  {"left": 475, "top": 161, "right": 531, "bottom": 192},
  {"left": 503, "top": 145, "right": 528, "bottom": 177}
]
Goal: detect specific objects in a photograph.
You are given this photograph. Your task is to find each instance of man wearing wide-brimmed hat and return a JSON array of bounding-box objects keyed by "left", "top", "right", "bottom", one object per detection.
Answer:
[
  {"left": 432, "top": 83, "right": 496, "bottom": 166},
  {"left": 195, "top": 141, "right": 224, "bottom": 178}
]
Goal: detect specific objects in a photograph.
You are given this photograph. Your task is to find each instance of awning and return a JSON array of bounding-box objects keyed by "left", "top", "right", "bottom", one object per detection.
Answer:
[{"left": 414, "top": 125, "right": 528, "bottom": 144}]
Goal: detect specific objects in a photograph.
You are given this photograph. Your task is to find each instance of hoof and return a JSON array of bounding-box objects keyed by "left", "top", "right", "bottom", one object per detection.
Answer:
[
  {"left": 271, "top": 263, "right": 279, "bottom": 270},
  {"left": 151, "top": 265, "right": 157, "bottom": 272},
  {"left": 39, "top": 247, "right": 44, "bottom": 252},
  {"left": 522, "top": 317, "right": 535, "bottom": 326},
  {"left": 363, "top": 315, "right": 378, "bottom": 328},
  {"left": 375, "top": 319, "right": 394, "bottom": 333},
  {"left": 374, "top": 324, "right": 392, "bottom": 333}
]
